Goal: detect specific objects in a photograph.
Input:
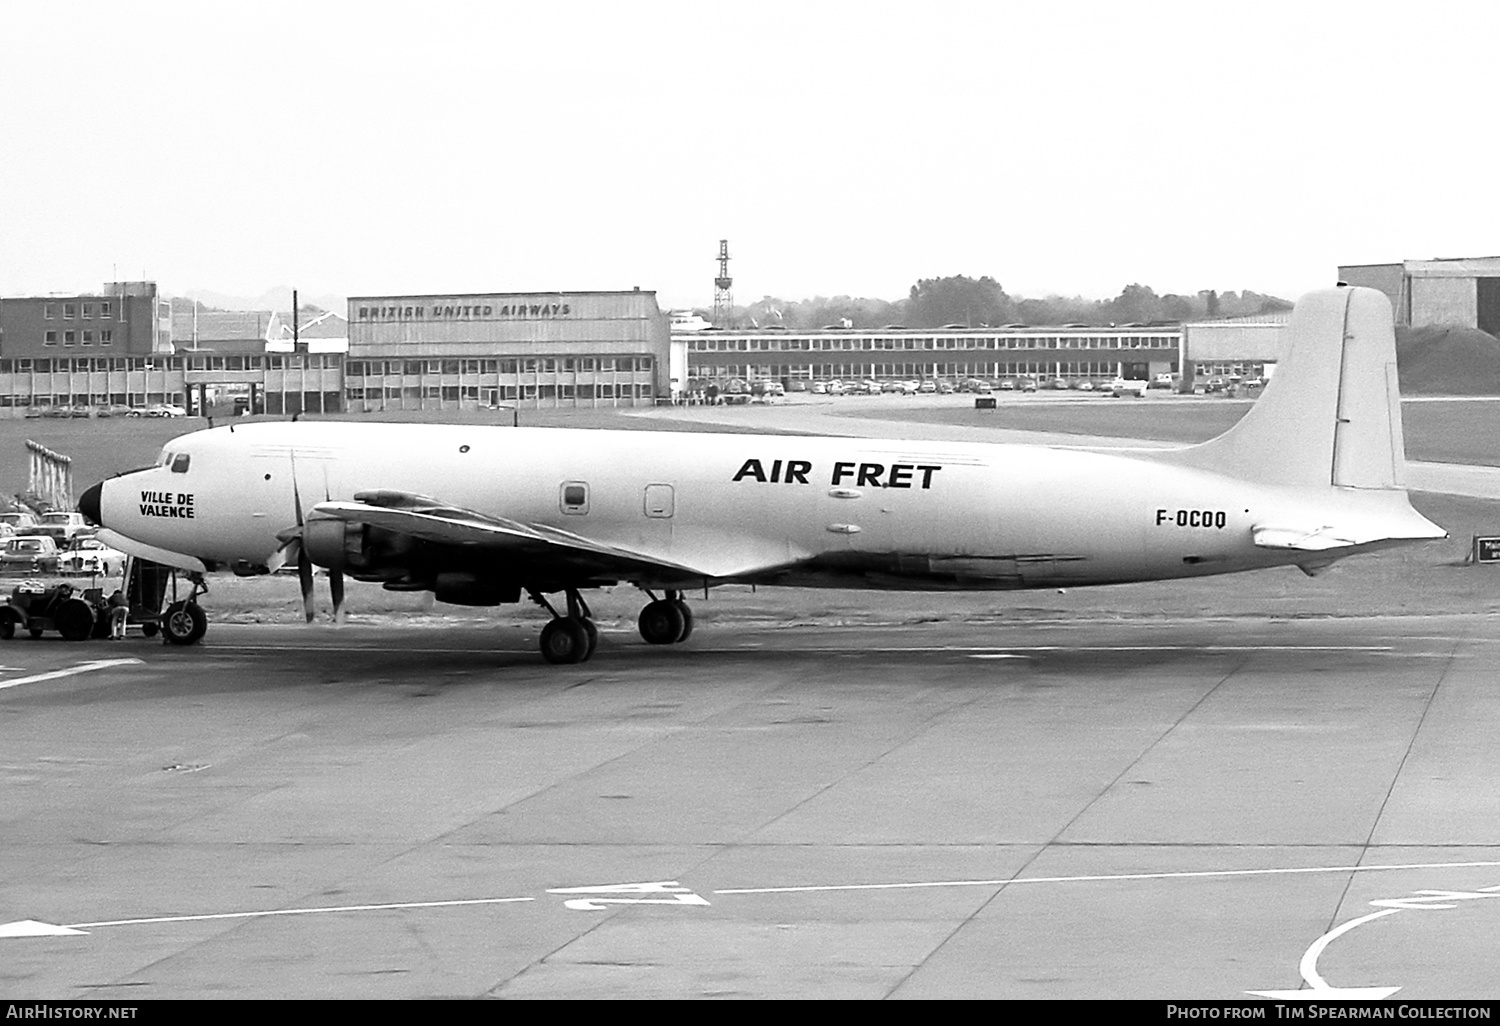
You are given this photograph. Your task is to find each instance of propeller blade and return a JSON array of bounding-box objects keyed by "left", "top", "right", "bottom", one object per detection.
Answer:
[
  {"left": 298, "top": 549, "right": 315, "bottom": 624},
  {"left": 330, "top": 569, "right": 345, "bottom": 625}
]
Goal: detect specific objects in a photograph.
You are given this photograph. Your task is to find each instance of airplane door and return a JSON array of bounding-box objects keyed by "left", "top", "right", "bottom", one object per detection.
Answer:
[
  {"left": 643, "top": 484, "right": 674, "bottom": 518},
  {"left": 637, "top": 483, "right": 675, "bottom": 555}
]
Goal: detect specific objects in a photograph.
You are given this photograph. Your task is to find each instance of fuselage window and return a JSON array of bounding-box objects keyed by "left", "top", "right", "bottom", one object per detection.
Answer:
[
  {"left": 560, "top": 482, "right": 589, "bottom": 515},
  {"left": 171, "top": 454, "right": 191, "bottom": 474}
]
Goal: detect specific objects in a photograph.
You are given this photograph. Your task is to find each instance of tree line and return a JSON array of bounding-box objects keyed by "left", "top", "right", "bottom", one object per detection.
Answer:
[{"left": 706, "top": 276, "right": 1291, "bottom": 330}]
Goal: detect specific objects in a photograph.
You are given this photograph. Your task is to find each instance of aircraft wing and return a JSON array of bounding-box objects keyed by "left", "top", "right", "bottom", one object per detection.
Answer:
[{"left": 307, "top": 491, "right": 712, "bottom": 584}]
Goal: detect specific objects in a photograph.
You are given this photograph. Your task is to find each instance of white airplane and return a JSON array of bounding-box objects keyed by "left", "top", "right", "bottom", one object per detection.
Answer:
[{"left": 78, "top": 286, "right": 1446, "bottom": 662}]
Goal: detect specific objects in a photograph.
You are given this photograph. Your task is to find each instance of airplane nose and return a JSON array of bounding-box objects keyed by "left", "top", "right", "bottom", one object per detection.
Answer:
[{"left": 78, "top": 481, "right": 103, "bottom": 527}]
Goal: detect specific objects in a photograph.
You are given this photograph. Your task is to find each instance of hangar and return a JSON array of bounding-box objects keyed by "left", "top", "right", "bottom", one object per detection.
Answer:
[{"left": 1339, "top": 256, "right": 1500, "bottom": 333}]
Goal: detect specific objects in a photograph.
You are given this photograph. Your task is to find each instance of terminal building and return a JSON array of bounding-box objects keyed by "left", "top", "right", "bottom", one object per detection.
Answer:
[
  {"left": 679, "top": 323, "right": 1182, "bottom": 387},
  {"left": 0, "top": 282, "right": 181, "bottom": 414},
  {"left": 0, "top": 278, "right": 1331, "bottom": 416},
  {"left": 342, "top": 290, "right": 674, "bottom": 411}
]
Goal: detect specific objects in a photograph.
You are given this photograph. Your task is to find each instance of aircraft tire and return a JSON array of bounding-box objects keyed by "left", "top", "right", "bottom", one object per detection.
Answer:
[
  {"left": 581, "top": 618, "right": 599, "bottom": 661},
  {"left": 55, "top": 599, "right": 95, "bottom": 642},
  {"left": 673, "top": 600, "right": 693, "bottom": 643},
  {"left": 0, "top": 620, "right": 13, "bottom": 640},
  {"left": 141, "top": 622, "right": 159, "bottom": 638},
  {"left": 29, "top": 627, "right": 44, "bottom": 639},
  {"left": 163, "top": 602, "right": 208, "bottom": 646},
  {"left": 540, "top": 616, "right": 590, "bottom": 665},
  {"left": 638, "top": 600, "right": 685, "bottom": 645}
]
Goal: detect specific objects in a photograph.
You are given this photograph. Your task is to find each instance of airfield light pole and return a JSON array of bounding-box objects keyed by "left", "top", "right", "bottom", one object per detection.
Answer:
[{"left": 712, "top": 240, "right": 733, "bottom": 328}]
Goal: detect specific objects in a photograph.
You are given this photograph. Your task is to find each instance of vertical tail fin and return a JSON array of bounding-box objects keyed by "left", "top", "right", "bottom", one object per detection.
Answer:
[{"left": 1168, "top": 286, "right": 1405, "bottom": 489}]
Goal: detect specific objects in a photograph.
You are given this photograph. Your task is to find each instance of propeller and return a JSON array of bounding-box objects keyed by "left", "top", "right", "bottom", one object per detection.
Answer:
[{"left": 278, "top": 453, "right": 345, "bottom": 625}]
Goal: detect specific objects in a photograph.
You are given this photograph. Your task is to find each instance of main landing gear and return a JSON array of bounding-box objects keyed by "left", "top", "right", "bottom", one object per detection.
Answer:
[
  {"left": 530, "top": 588, "right": 599, "bottom": 665},
  {"left": 638, "top": 590, "right": 693, "bottom": 646},
  {"left": 527, "top": 588, "right": 696, "bottom": 664}
]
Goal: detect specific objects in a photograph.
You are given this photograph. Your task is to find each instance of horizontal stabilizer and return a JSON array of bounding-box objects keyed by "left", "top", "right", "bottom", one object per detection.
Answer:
[{"left": 1252, "top": 525, "right": 1361, "bottom": 552}]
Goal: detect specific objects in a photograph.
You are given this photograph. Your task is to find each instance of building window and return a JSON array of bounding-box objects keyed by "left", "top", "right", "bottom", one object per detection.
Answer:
[
  {"left": 100, "top": 329, "right": 112, "bottom": 345},
  {"left": 44, "top": 331, "right": 57, "bottom": 345},
  {"left": 63, "top": 331, "right": 76, "bottom": 345},
  {"left": 100, "top": 301, "right": 111, "bottom": 318},
  {"left": 82, "top": 304, "right": 92, "bottom": 320},
  {"left": 63, "top": 303, "right": 76, "bottom": 319},
  {"left": 44, "top": 304, "right": 55, "bottom": 320},
  {"left": 82, "top": 331, "right": 94, "bottom": 345}
]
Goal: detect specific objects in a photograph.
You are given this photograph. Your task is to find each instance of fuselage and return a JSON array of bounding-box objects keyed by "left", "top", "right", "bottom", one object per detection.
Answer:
[{"left": 89, "top": 420, "right": 1388, "bottom": 591}]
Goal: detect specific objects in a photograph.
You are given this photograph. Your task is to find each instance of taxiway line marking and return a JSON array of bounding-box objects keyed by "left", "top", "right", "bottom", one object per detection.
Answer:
[
  {"left": 194, "top": 643, "right": 1398, "bottom": 656},
  {"left": 67, "top": 895, "right": 535, "bottom": 930},
  {"left": 0, "top": 658, "right": 143, "bottom": 691},
  {"left": 712, "top": 860, "right": 1500, "bottom": 896}
]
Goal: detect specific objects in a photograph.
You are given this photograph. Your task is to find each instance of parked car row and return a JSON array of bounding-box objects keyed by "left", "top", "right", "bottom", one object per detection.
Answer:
[
  {"left": 23, "top": 403, "right": 187, "bottom": 419},
  {"left": 0, "top": 533, "right": 126, "bottom": 577}
]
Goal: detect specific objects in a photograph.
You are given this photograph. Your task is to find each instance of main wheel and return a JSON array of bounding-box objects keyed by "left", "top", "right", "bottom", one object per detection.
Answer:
[
  {"left": 638, "top": 600, "right": 686, "bottom": 645},
  {"left": 540, "top": 616, "right": 591, "bottom": 664},
  {"left": 673, "top": 600, "right": 694, "bottom": 643},
  {"left": 163, "top": 601, "right": 208, "bottom": 646},
  {"left": 0, "top": 620, "right": 13, "bottom": 640},
  {"left": 141, "top": 621, "right": 159, "bottom": 638},
  {"left": 54, "top": 599, "right": 96, "bottom": 642},
  {"left": 29, "top": 626, "right": 44, "bottom": 639},
  {"left": 581, "top": 618, "right": 598, "bottom": 661}
]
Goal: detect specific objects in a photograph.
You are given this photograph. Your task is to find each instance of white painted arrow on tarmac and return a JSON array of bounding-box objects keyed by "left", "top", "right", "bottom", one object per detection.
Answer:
[
  {"left": 0, "top": 920, "right": 88, "bottom": 938},
  {"left": 0, "top": 894, "right": 535, "bottom": 939},
  {"left": 547, "top": 881, "right": 710, "bottom": 911},
  {"left": 1247, "top": 884, "right": 1500, "bottom": 999},
  {"left": 0, "top": 658, "right": 143, "bottom": 691}
]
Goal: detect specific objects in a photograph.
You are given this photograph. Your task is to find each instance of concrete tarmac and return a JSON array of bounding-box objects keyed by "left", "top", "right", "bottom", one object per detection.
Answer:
[{"left": 3, "top": 614, "right": 1498, "bottom": 999}]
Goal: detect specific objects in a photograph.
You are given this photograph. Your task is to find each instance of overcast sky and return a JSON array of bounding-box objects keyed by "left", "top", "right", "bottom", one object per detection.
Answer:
[{"left": 2, "top": 1, "right": 1496, "bottom": 310}]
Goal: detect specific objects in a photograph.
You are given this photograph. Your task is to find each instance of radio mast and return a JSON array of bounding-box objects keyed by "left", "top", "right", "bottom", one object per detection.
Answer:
[{"left": 712, "top": 239, "right": 734, "bottom": 328}]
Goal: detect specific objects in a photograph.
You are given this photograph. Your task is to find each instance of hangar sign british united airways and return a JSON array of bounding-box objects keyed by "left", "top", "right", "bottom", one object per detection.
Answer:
[{"left": 80, "top": 287, "right": 1446, "bottom": 664}]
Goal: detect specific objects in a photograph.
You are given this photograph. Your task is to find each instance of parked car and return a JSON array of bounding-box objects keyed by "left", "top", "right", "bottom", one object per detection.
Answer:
[
  {"left": 0, "top": 511, "right": 39, "bottom": 533},
  {"left": 997, "top": 380, "right": 1016, "bottom": 391},
  {"left": 937, "top": 381, "right": 955, "bottom": 394},
  {"left": 1148, "top": 374, "right": 1175, "bottom": 390},
  {"left": 918, "top": 380, "right": 937, "bottom": 394},
  {"left": 147, "top": 404, "right": 188, "bottom": 417},
  {"left": 57, "top": 536, "right": 126, "bottom": 577},
  {"left": 29, "top": 511, "right": 91, "bottom": 543},
  {"left": 0, "top": 536, "right": 60, "bottom": 574},
  {"left": 1019, "top": 377, "right": 1039, "bottom": 393},
  {"left": 1110, "top": 377, "right": 1148, "bottom": 398}
]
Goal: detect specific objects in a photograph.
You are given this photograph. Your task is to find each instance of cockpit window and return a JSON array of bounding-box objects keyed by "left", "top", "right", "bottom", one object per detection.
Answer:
[
  {"left": 171, "top": 454, "right": 191, "bottom": 474},
  {"left": 157, "top": 450, "right": 172, "bottom": 467}
]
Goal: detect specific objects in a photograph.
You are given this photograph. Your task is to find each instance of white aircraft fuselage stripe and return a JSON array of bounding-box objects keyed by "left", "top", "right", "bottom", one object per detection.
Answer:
[{"left": 96, "top": 421, "right": 1440, "bottom": 591}]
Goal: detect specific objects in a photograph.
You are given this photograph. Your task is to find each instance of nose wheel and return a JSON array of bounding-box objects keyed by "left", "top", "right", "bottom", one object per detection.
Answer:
[{"left": 638, "top": 591, "right": 693, "bottom": 645}]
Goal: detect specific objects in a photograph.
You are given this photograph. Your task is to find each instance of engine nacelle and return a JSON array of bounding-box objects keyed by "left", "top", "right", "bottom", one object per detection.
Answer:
[{"left": 303, "top": 516, "right": 375, "bottom": 573}]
